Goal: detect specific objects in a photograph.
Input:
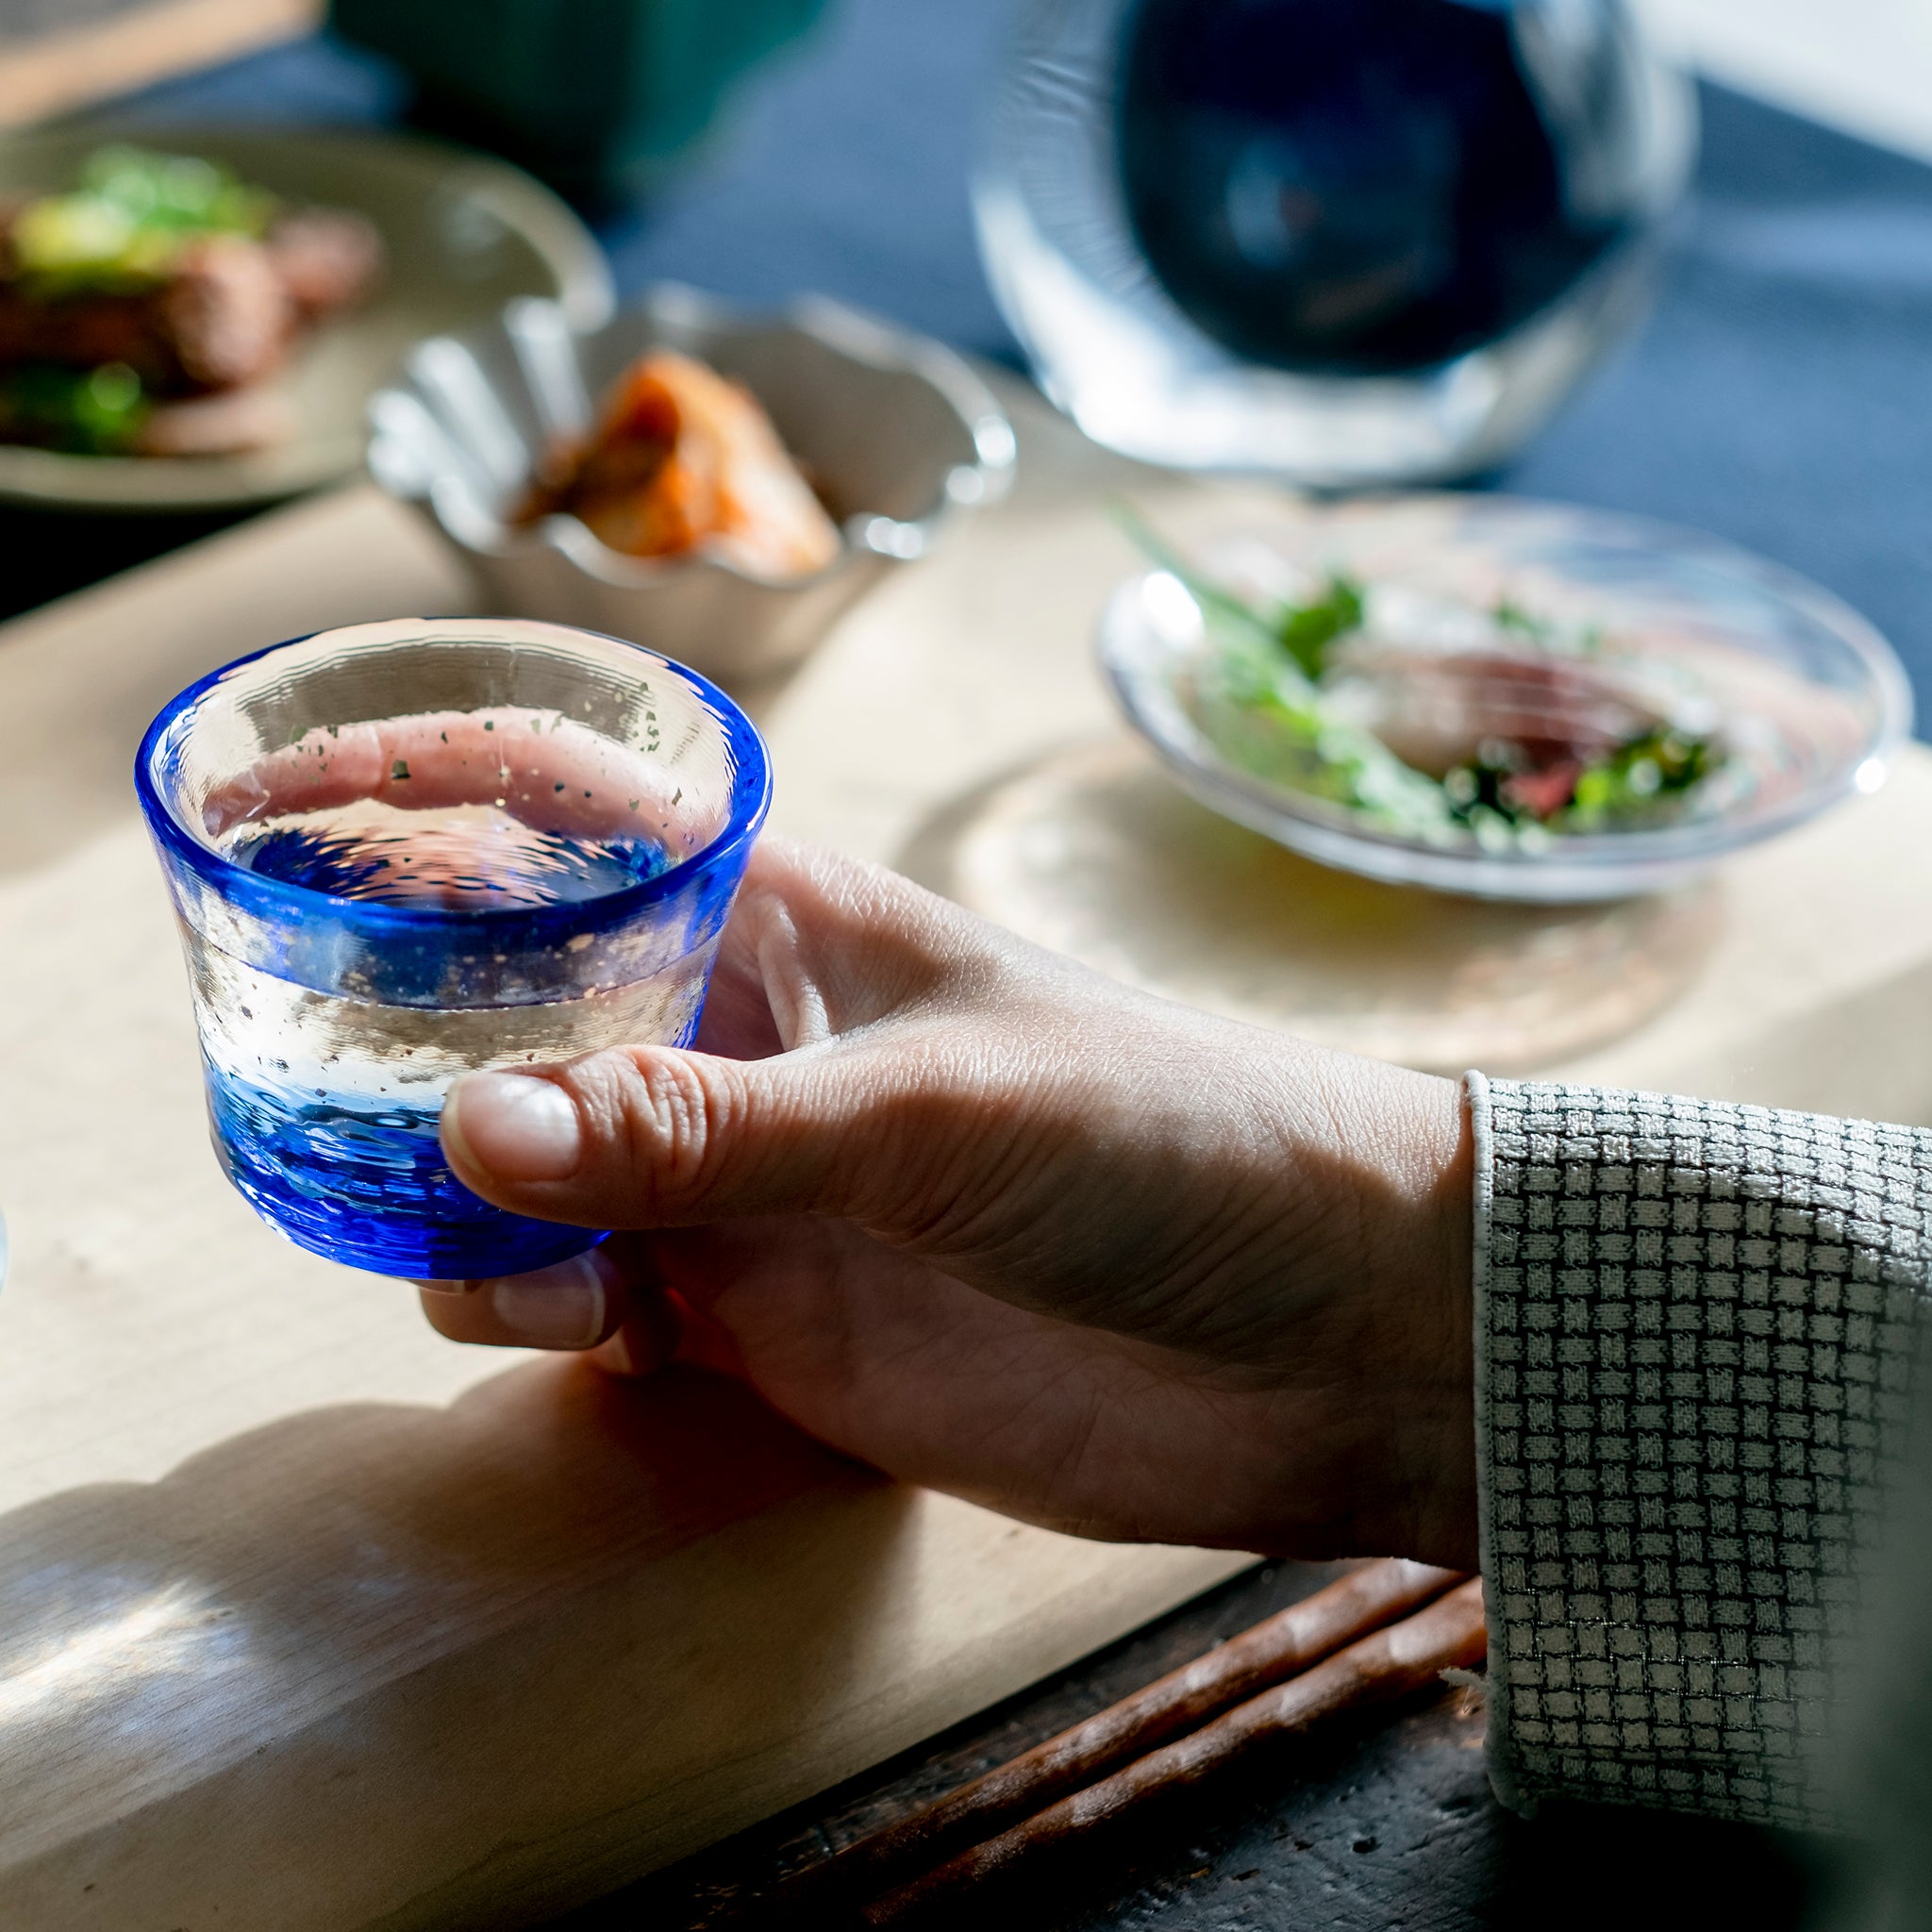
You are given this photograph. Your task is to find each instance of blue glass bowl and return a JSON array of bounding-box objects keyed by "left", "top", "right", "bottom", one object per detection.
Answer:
[{"left": 137, "top": 618, "right": 770, "bottom": 1278}]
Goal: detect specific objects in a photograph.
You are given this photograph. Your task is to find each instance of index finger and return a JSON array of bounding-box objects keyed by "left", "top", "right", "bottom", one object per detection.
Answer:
[{"left": 202, "top": 706, "right": 715, "bottom": 848}]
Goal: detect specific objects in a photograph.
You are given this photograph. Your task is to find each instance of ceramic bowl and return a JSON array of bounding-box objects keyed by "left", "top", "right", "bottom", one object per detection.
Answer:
[{"left": 368, "top": 286, "right": 1017, "bottom": 686}]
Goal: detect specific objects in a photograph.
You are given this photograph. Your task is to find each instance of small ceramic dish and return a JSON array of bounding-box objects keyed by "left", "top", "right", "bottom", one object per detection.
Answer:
[
  {"left": 1099, "top": 494, "right": 1912, "bottom": 902},
  {"left": 368, "top": 286, "right": 1017, "bottom": 686},
  {"left": 0, "top": 123, "right": 612, "bottom": 510}
]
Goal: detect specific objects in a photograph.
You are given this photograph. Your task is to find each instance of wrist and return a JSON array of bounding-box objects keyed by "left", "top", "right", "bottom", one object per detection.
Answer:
[{"left": 1335, "top": 1064, "right": 1478, "bottom": 1568}]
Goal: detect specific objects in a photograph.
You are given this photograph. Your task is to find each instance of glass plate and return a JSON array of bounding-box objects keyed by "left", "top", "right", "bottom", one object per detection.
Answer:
[{"left": 1099, "top": 493, "right": 1912, "bottom": 902}]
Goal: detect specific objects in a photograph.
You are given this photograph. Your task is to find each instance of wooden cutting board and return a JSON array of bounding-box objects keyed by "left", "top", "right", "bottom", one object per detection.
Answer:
[{"left": 2, "top": 383, "right": 1929, "bottom": 1931}]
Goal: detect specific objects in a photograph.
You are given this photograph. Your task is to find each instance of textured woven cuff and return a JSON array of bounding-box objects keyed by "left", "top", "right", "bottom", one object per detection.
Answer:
[{"left": 1469, "top": 1074, "right": 1932, "bottom": 1828}]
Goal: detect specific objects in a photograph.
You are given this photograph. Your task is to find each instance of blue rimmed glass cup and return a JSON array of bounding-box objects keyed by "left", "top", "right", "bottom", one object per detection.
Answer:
[{"left": 136, "top": 617, "right": 771, "bottom": 1279}]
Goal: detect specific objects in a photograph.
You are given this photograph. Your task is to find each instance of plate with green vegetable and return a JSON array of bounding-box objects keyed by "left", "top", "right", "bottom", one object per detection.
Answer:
[
  {"left": 0, "top": 125, "right": 610, "bottom": 510},
  {"left": 1101, "top": 495, "right": 1910, "bottom": 901}
]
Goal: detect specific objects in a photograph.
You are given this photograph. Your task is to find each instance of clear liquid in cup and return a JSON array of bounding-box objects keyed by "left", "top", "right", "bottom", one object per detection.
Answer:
[
  {"left": 223, "top": 796, "right": 676, "bottom": 908},
  {"left": 192, "top": 708, "right": 711, "bottom": 1278}
]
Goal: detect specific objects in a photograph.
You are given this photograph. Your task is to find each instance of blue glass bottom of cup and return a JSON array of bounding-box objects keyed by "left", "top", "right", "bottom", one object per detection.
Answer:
[{"left": 204, "top": 1059, "right": 606, "bottom": 1280}]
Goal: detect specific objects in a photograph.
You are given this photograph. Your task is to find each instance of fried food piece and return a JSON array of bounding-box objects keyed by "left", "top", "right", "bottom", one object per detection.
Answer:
[
  {"left": 0, "top": 281, "right": 158, "bottom": 381},
  {"left": 156, "top": 232, "right": 296, "bottom": 391},
  {"left": 262, "top": 207, "right": 384, "bottom": 322},
  {"left": 524, "top": 349, "right": 841, "bottom": 579},
  {"left": 0, "top": 231, "right": 293, "bottom": 394}
]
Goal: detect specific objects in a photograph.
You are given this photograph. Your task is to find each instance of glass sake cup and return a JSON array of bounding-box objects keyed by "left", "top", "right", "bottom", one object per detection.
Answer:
[{"left": 136, "top": 617, "right": 771, "bottom": 1279}]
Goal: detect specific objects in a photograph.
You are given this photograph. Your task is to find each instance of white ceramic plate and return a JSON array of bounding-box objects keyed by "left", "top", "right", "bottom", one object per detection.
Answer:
[{"left": 0, "top": 123, "right": 613, "bottom": 511}]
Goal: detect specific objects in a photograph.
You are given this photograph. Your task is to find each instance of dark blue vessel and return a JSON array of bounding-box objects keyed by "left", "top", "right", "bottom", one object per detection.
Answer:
[{"left": 1119, "top": 0, "right": 1658, "bottom": 377}]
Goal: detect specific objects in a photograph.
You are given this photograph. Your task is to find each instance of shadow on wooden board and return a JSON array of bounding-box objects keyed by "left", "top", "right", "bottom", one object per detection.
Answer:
[{"left": 0, "top": 1360, "right": 910, "bottom": 1925}]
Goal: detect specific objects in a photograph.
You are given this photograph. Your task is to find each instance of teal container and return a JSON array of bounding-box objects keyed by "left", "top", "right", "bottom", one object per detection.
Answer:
[{"left": 328, "top": 0, "right": 826, "bottom": 202}]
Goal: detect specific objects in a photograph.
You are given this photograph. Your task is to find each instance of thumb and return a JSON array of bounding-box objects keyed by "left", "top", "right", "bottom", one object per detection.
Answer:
[{"left": 440, "top": 1037, "right": 940, "bottom": 1234}]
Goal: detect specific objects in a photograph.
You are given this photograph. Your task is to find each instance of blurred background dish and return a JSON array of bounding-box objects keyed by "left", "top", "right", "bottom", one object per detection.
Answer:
[
  {"left": 0, "top": 141, "right": 390, "bottom": 463},
  {"left": 0, "top": 122, "right": 611, "bottom": 510},
  {"left": 368, "top": 285, "right": 1016, "bottom": 687},
  {"left": 1100, "top": 494, "right": 1912, "bottom": 901}
]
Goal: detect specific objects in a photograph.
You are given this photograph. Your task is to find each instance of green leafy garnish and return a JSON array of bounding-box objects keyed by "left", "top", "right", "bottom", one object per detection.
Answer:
[
  {"left": 1276, "top": 575, "right": 1363, "bottom": 677},
  {"left": 0, "top": 361, "right": 147, "bottom": 452},
  {"left": 1117, "top": 507, "right": 1724, "bottom": 849},
  {"left": 8, "top": 145, "right": 277, "bottom": 294},
  {"left": 1111, "top": 502, "right": 1363, "bottom": 678},
  {"left": 1491, "top": 599, "right": 1546, "bottom": 642},
  {"left": 1564, "top": 728, "right": 1716, "bottom": 829},
  {"left": 1113, "top": 506, "right": 1464, "bottom": 841},
  {"left": 80, "top": 145, "right": 275, "bottom": 233}
]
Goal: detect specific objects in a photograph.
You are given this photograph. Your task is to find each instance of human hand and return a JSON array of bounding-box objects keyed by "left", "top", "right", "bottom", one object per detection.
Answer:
[{"left": 420, "top": 841, "right": 1476, "bottom": 1567}]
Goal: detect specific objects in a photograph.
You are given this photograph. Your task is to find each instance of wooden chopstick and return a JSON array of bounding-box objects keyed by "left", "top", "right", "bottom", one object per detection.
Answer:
[
  {"left": 860, "top": 1577, "right": 1489, "bottom": 1927},
  {"left": 768, "top": 1558, "right": 1465, "bottom": 1921}
]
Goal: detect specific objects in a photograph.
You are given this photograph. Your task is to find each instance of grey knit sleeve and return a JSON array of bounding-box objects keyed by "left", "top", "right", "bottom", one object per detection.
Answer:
[{"left": 1469, "top": 1074, "right": 1932, "bottom": 1827}]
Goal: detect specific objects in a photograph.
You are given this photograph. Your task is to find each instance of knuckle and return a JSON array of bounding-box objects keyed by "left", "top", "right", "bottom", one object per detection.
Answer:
[{"left": 585, "top": 1046, "right": 739, "bottom": 1208}]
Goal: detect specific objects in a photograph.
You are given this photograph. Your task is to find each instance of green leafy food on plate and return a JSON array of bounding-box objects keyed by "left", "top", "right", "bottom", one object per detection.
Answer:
[
  {"left": 1564, "top": 727, "right": 1718, "bottom": 827},
  {"left": 1122, "top": 509, "right": 1725, "bottom": 849},
  {"left": 1275, "top": 573, "right": 1363, "bottom": 678},
  {"left": 9, "top": 146, "right": 277, "bottom": 294},
  {"left": 0, "top": 144, "right": 384, "bottom": 459},
  {"left": 0, "top": 361, "right": 147, "bottom": 453}
]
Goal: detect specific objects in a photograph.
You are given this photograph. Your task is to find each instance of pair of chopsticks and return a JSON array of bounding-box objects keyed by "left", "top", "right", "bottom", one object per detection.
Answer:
[{"left": 762, "top": 1559, "right": 1487, "bottom": 1927}]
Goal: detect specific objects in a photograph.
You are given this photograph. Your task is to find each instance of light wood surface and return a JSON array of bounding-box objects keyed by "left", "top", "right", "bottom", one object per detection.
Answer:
[
  {"left": 0, "top": 408, "right": 1226, "bottom": 1932},
  {"left": 0, "top": 0, "right": 321, "bottom": 128},
  {"left": 766, "top": 398, "right": 1932, "bottom": 1108},
  {"left": 3, "top": 386, "right": 1930, "bottom": 1929}
]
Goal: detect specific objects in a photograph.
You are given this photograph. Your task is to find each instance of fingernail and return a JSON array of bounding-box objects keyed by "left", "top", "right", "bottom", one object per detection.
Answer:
[
  {"left": 490, "top": 1251, "right": 608, "bottom": 1348},
  {"left": 451, "top": 1073, "right": 583, "bottom": 1182}
]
